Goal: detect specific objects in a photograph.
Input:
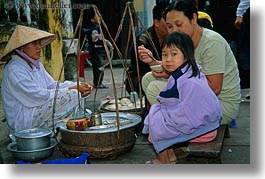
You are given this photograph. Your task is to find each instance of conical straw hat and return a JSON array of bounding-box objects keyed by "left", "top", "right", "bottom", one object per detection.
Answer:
[{"left": 1, "top": 25, "right": 56, "bottom": 61}]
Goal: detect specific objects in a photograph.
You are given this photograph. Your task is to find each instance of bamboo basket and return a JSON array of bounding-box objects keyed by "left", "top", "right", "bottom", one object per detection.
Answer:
[{"left": 56, "top": 112, "right": 141, "bottom": 159}]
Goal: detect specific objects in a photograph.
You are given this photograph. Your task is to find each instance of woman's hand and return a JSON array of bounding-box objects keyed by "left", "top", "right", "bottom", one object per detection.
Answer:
[
  {"left": 151, "top": 70, "right": 170, "bottom": 79},
  {"left": 79, "top": 82, "right": 93, "bottom": 97},
  {"left": 138, "top": 45, "right": 160, "bottom": 66},
  {"left": 70, "top": 83, "right": 93, "bottom": 97}
]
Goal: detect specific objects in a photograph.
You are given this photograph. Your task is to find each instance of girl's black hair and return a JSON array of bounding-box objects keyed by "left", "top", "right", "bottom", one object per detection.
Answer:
[
  {"left": 162, "top": 31, "right": 199, "bottom": 78},
  {"left": 163, "top": 0, "right": 198, "bottom": 21}
]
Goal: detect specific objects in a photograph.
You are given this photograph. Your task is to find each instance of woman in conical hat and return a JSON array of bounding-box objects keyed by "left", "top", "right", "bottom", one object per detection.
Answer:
[{"left": 1, "top": 25, "right": 93, "bottom": 133}]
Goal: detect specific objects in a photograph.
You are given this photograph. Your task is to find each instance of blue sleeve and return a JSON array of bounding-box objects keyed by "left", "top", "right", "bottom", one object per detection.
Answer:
[{"left": 236, "top": 0, "right": 250, "bottom": 17}]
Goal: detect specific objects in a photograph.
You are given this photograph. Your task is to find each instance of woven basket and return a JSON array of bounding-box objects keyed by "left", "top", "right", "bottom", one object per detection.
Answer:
[
  {"left": 56, "top": 112, "right": 142, "bottom": 159},
  {"left": 59, "top": 126, "right": 136, "bottom": 159}
]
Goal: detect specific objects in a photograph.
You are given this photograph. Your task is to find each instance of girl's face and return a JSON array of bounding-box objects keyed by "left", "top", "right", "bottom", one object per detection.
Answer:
[
  {"left": 20, "top": 40, "right": 42, "bottom": 60},
  {"left": 162, "top": 45, "right": 186, "bottom": 72},
  {"left": 165, "top": 10, "right": 196, "bottom": 37}
]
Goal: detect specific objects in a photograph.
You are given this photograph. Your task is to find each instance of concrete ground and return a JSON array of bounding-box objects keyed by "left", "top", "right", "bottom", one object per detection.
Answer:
[{"left": 0, "top": 65, "right": 250, "bottom": 164}]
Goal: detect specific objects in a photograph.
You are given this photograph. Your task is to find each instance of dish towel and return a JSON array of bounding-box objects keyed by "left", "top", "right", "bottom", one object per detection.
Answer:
[{"left": 16, "top": 152, "right": 91, "bottom": 164}]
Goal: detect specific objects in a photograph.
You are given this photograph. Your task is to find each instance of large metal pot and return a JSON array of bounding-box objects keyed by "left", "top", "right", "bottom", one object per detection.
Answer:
[{"left": 14, "top": 128, "right": 52, "bottom": 151}]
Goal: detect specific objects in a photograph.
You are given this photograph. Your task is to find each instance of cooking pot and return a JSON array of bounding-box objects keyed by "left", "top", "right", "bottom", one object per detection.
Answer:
[
  {"left": 7, "top": 138, "right": 57, "bottom": 162},
  {"left": 14, "top": 128, "right": 52, "bottom": 151}
]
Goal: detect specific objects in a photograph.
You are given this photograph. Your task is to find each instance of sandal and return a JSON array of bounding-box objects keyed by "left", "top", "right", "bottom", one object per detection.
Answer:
[
  {"left": 145, "top": 159, "right": 155, "bottom": 164},
  {"left": 170, "top": 160, "right": 176, "bottom": 164},
  {"left": 145, "top": 160, "right": 153, "bottom": 164}
]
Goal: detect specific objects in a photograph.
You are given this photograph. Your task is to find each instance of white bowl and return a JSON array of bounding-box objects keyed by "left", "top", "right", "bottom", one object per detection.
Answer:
[{"left": 150, "top": 64, "right": 163, "bottom": 72}]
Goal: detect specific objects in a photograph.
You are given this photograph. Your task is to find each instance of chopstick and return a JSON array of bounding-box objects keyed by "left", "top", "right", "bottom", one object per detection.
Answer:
[{"left": 147, "top": 53, "right": 157, "bottom": 62}]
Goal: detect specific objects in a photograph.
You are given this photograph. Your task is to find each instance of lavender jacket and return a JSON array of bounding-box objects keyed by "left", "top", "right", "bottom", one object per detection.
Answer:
[{"left": 142, "top": 64, "right": 222, "bottom": 153}]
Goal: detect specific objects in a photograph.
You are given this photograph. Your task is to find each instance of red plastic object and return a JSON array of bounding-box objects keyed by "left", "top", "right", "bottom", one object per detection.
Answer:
[{"left": 78, "top": 52, "right": 90, "bottom": 78}]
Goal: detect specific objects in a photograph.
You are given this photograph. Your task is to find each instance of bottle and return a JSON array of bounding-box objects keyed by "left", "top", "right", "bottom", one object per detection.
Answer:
[
  {"left": 91, "top": 112, "right": 102, "bottom": 126},
  {"left": 130, "top": 91, "right": 138, "bottom": 103}
]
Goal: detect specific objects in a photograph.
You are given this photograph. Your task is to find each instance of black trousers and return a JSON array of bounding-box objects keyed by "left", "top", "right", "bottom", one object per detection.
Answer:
[{"left": 90, "top": 53, "right": 106, "bottom": 86}]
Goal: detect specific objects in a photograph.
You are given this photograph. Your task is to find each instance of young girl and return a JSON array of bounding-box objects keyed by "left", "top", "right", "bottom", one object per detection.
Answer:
[{"left": 142, "top": 32, "right": 222, "bottom": 164}]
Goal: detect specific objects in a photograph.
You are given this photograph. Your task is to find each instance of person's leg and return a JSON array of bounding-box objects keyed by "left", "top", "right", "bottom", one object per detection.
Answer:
[
  {"left": 154, "top": 148, "right": 172, "bottom": 164},
  {"left": 220, "top": 100, "right": 240, "bottom": 125},
  {"left": 238, "top": 23, "right": 250, "bottom": 89},
  {"left": 142, "top": 72, "right": 167, "bottom": 104},
  {"left": 91, "top": 54, "right": 103, "bottom": 87},
  {"left": 32, "top": 89, "right": 81, "bottom": 129},
  {"left": 93, "top": 54, "right": 108, "bottom": 88},
  {"left": 141, "top": 72, "right": 156, "bottom": 94},
  {"left": 146, "top": 147, "right": 176, "bottom": 164},
  {"left": 97, "top": 54, "right": 105, "bottom": 86},
  {"left": 167, "top": 148, "right": 177, "bottom": 163}
]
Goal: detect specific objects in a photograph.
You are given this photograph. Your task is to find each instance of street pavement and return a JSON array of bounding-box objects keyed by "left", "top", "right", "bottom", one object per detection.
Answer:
[{"left": 0, "top": 65, "right": 250, "bottom": 164}]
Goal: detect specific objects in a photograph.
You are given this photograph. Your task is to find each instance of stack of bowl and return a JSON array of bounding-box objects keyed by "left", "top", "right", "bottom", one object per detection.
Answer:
[{"left": 7, "top": 128, "right": 57, "bottom": 162}]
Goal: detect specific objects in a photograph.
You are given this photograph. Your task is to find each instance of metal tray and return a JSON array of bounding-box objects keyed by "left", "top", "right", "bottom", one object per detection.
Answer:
[
  {"left": 99, "top": 97, "right": 145, "bottom": 112},
  {"left": 88, "top": 124, "right": 115, "bottom": 130},
  {"left": 56, "top": 112, "right": 141, "bottom": 134}
]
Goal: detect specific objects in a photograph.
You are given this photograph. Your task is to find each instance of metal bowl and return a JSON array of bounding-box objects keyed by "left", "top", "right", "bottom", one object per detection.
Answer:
[
  {"left": 15, "top": 128, "right": 52, "bottom": 151},
  {"left": 7, "top": 138, "right": 57, "bottom": 162}
]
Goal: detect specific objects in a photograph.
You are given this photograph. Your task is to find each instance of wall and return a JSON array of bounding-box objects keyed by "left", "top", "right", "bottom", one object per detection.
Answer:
[{"left": 0, "top": 0, "right": 72, "bottom": 140}]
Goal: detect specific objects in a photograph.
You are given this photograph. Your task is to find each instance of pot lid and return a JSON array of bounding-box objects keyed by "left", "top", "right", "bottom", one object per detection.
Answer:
[{"left": 15, "top": 128, "right": 52, "bottom": 138}]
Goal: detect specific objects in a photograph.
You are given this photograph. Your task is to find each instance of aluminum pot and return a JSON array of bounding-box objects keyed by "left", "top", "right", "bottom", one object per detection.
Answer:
[
  {"left": 7, "top": 138, "right": 57, "bottom": 162},
  {"left": 15, "top": 128, "right": 52, "bottom": 151}
]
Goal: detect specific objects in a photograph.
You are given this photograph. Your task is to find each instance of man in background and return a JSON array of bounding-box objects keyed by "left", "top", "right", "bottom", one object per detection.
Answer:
[{"left": 125, "top": 2, "right": 168, "bottom": 94}]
